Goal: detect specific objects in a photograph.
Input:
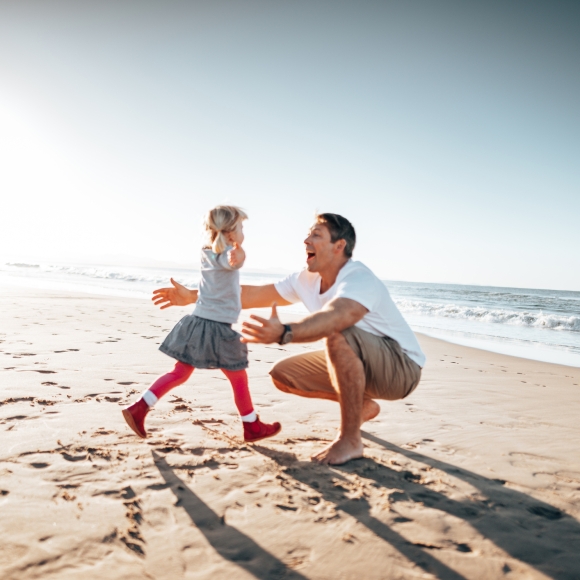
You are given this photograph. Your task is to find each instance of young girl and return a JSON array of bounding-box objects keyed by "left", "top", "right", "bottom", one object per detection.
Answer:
[{"left": 122, "top": 205, "right": 281, "bottom": 442}]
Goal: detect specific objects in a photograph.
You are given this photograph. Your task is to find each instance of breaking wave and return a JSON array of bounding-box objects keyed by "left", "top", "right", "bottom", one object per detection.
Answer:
[
  {"left": 5, "top": 262, "right": 197, "bottom": 286},
  {"left": 395, "top": 299, "right": 580, "bottom": 333}
]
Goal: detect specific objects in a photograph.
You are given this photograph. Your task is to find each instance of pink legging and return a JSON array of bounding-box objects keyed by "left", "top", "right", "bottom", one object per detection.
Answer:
[{"left": 148, "top": 361, "right": 254, "bottom": 416}]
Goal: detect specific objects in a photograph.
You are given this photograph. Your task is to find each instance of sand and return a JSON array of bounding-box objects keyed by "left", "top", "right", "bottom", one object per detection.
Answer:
[{"left": 1, "top": 287, "right": 579, "bottom": 579}]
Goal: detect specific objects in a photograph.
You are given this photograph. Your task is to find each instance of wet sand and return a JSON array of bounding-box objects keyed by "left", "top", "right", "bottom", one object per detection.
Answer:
[{"left": 1, "top": 288, "right": 579, "bottom": 579}]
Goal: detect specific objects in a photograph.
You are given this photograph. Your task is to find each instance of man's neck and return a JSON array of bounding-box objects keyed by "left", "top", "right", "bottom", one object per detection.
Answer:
[{"left": 319, "top": 257, "right": 350, "bottom": 294}]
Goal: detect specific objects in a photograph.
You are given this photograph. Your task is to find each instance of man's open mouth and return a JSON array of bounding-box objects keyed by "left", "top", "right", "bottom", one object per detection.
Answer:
[{"left": 306, "top": 251, "right": 315, "bottom": 261}]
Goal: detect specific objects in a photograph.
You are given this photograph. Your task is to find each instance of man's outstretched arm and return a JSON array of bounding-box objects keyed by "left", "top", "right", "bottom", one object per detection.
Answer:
[
  {"left": 241, "top": 284, "right": 292, "bottom": 309},
  {"left": 241, "top": 298, "right": 368, "bottom": 344},
  {"left": 152, "top": 280, "right": 290, "bottom": 310}
]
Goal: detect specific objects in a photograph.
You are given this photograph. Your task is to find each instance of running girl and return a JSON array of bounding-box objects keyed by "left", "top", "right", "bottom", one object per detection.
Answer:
[{"left": 122, "top": 205, "right": 281, "bottom": 442}]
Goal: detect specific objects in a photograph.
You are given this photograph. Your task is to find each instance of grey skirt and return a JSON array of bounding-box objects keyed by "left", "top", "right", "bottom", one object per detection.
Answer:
[{"left": 159, "top": 315, "right": 248, "bottom": 371}]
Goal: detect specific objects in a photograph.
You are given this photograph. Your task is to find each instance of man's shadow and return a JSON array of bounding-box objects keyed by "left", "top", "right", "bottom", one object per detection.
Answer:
[
  {"left": 152, "top": 451, "right": 308, "bottom": 580},
  {"left": 361, "top": 432, "right": 579, "bottom": 574},
  {"left": 254, "top": 433, "right": 580, "bottom": 580}
]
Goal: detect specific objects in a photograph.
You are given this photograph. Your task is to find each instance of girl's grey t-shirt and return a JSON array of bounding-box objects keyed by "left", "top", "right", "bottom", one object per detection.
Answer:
[{"left": 192, "top": 247, "right": 242, "bottom": 324}]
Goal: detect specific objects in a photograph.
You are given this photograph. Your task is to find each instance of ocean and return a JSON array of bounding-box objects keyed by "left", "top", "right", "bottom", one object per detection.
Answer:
[{"left": 2, "top": 261, "right": 579, "bottom": 368}]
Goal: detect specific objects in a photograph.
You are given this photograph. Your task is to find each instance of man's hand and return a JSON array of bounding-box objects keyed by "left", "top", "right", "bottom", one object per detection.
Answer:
[
  {"left": 152, "top": 278, "right": 197, "bottom": 310},
  {"left": 241, "top": 303, "right": 285, "bottom": 344},
  {"left": 228, "top": 243, "right": 245, "bottom": 268},
  {"left": 242, "top": 297, "right": 367, "bottom": 344}
]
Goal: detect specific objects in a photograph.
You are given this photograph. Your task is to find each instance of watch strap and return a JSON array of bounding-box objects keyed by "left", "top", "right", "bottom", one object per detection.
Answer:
[{"left": 278, "top": 324, "right": 292, "bottom": 345}]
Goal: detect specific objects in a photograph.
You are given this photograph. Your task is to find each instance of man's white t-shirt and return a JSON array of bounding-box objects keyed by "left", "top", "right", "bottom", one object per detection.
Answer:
[{"left": 275, "top": 260, "right": 426, "bottom": 367}]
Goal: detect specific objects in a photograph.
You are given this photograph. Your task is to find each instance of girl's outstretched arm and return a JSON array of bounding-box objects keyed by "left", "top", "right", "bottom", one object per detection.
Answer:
[
  {"left": 152, "top": 278, "right": 198, "bottom": 309},
  {"left": 152, "top": 279, "right": 291, "bottom": 310}
]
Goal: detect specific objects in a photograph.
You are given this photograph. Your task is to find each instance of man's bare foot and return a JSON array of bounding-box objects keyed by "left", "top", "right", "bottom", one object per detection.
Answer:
[
  {"left": 311, "top": 436, "right": 364, "bottom": 465},
  {"left": 361, "top": 399, "right": 380, "bottom": 424}
]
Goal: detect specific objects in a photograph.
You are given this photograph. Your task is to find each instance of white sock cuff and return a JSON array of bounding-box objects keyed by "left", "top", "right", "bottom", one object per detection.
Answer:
[
  {"left": 142, "top": 390, "right": 158, "bottom": 407},
  {"left": 241, "top": 410, "right": 257, "bottom": 423}
]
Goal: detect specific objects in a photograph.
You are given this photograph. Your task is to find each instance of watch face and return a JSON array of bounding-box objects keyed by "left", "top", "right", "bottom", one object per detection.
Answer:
[{"left": 281, "top": 325, "right": 293, "bottom": 345}]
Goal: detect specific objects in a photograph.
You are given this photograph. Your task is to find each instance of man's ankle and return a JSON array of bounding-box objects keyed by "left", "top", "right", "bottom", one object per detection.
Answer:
[{"left": 338, "top": 431, "right": 362, "bottom": 443}]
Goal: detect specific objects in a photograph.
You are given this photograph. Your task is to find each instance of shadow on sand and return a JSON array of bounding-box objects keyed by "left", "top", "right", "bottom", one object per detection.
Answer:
[
  {"left": 152, "top": 451, "right": 308, "bottom": 580},
  {"left": 253, "top": 432, "right": 580, "bottom": 580}
]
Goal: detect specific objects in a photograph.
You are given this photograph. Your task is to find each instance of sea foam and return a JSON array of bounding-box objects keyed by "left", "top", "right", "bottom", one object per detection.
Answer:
[{"left": 395, "top": 299, "right": 580, "bottom": 332}]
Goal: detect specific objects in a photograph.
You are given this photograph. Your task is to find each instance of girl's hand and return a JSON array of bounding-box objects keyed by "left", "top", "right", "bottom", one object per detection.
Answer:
[
  {"left": 228, "top": 243, "right": 246, "bottom": 268},
  {"left": 152, "top": 278, "right": 197, "bottom": 309}
]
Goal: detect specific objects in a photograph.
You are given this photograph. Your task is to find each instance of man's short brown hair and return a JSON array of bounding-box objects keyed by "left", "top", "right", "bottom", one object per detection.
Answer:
[{"left": 315, "top": 213, "right": 356, "bottom": 258}]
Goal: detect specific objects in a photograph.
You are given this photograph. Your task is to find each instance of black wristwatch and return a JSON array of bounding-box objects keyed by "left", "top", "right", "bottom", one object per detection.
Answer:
[{"left": 278, "top": 324, "right": 293, "bottom": 345}]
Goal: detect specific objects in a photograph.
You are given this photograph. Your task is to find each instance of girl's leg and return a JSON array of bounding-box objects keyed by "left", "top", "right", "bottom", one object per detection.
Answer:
[
  {"left": 122, "top": 361, "right": 194, "bottom": 438},
  {"left": 221, "top": 368, "right": 282, "bottom": 442},
  {"left": 221, "top": 368, "right": 256, "bottom": 421},
  {"left": 145, "top": 361, "right": 194, "bottom": 405}
]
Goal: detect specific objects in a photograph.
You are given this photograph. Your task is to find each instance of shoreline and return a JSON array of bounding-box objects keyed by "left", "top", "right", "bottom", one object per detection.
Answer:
[
  {"left": 1, "top": 288, "right": 579, "bottom": 578},
  {"left": 2, "top": 273, "right": 579, "bottom": 370}
]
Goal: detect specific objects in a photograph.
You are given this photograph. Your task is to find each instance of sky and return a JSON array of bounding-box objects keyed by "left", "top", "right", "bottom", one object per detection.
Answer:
[{"left": 0, "top": 0, "right": 579, "bottom": 289}]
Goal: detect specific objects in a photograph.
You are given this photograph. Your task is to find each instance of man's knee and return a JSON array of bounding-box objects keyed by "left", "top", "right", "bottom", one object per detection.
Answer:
[
  {"left": 325, "top": 331, "right": 348, "bottom": 352},
  {"left": 325, "top": 330, "right": 359, "bottom": 361}
]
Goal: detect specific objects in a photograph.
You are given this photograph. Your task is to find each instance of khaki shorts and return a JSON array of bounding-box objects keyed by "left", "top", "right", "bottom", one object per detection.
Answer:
[{"left": 269, "top": 326, "right": 422, "bottom": 401}]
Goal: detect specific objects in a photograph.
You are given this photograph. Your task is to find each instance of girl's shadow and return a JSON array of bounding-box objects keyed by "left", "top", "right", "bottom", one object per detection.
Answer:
[{"left": 152, "top": 451, "right": 308, "bottom": 580}]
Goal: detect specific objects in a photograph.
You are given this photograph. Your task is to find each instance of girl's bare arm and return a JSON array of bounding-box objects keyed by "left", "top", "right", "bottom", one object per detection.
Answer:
[{"left": 152, "top": 278, "right": 198, "bottom": 310}]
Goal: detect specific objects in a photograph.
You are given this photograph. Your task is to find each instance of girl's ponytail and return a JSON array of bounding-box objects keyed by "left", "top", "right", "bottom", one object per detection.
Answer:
[
  {"left": 204, "top": 205, "right": 248, "bottom": 254},
  {"left": 212, "top": 230, "right": 230, "bottom": 255}
]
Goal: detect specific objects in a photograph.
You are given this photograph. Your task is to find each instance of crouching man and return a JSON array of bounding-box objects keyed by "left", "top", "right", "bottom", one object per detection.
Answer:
[{"left": 240, "top": 213, "right": 425, "bottom": 465}]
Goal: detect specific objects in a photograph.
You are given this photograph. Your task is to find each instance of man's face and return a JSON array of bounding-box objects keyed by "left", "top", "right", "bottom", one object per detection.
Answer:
[{"left": 304, "top": 223, "right": 345, "bottom": 272}]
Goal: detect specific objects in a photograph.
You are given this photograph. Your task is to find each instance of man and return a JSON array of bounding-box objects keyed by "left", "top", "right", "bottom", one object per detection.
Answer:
[{"left": 152, "top": 213, "right": 425, "bottom": 465}]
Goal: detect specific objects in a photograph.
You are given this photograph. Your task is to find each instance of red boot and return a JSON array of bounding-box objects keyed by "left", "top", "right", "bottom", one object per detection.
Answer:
[
  {"left": 243, "top": 416, "right": 282, "bottom": 443},
  {"left": 122, "top": 398, "right": 150, "bottom": 438}
]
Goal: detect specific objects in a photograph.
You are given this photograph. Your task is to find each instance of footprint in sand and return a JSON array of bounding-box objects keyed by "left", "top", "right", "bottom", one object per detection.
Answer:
[
  {"left": 527, "top": 505, "right": 563, "bottom": 520},
  {"left": 104, "top": 396, "right": 122, "bottom": 402},
  {"left": 74, "top": 394, "right": 102, "bottom": 403},
  {"left": 93, "top": 486, "right": 135, "bottom": 499},
  {"left": 509, "top": 451, "right": 556, "bottom": 468},
  {"left": 3, "top": 414, "right": 29, "bottom": 423},
  {"left": 282, "top": 546, "right": 312, "bottom": 569},
  {"left": 92, "top": 429, "right": 114, "bottom": 436},
  {"left": 146, "top": 483, "right": 171, "bottom": 491},
  {"left": 0, "top": 396, "right": 35, "bottom": 406},
  {"left": 60, "top": 451, "right": 87, "bottom": 462}
]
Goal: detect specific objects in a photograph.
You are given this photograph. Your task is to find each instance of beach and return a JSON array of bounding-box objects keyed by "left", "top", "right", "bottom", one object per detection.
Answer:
[{"left": 1, "top": 287, "right": 579, "bottom": 579}]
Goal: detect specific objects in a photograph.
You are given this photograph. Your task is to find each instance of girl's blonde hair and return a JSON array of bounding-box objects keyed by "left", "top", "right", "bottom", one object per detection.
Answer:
[{"left": 204, "top": 205, "right": 248, "bottom": 255}]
